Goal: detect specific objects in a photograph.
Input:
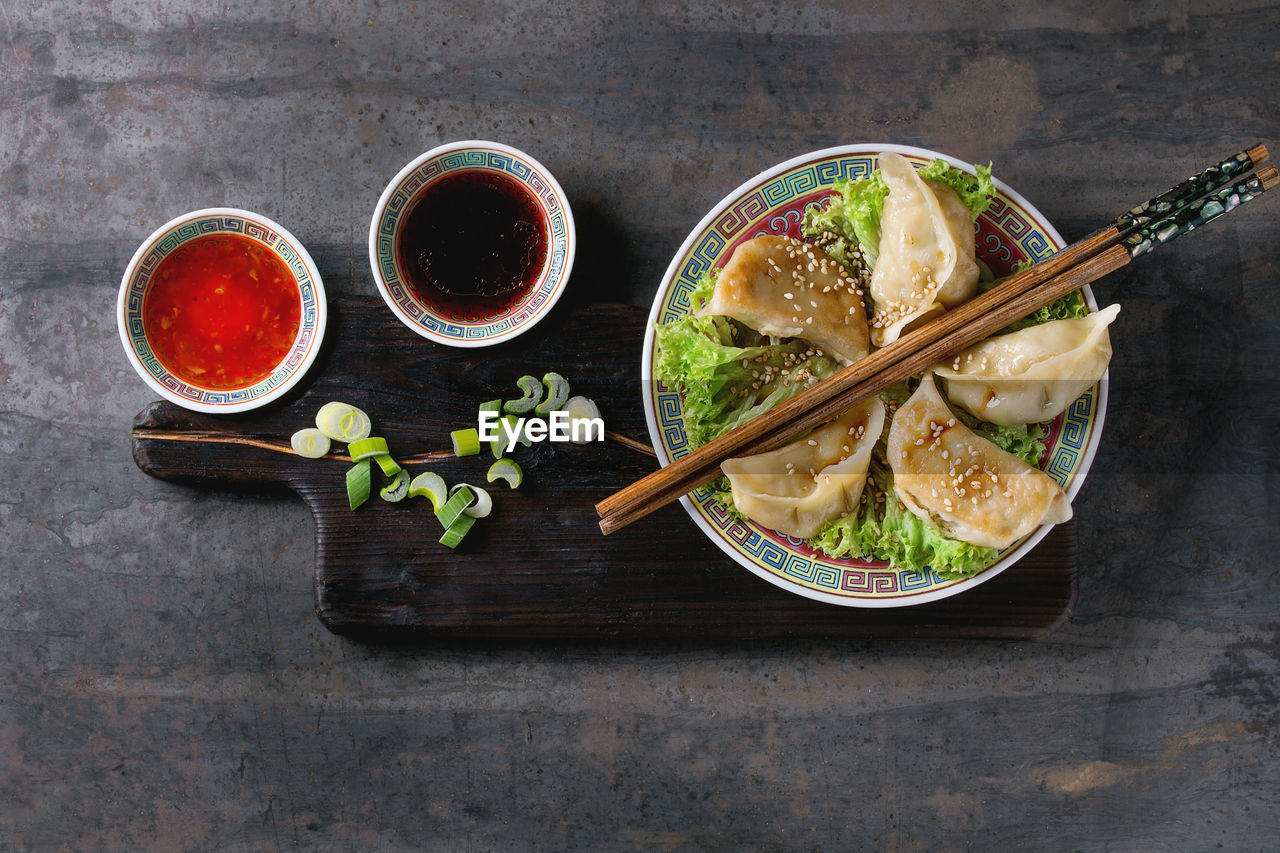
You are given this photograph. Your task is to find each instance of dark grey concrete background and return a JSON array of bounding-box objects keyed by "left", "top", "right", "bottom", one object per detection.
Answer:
[{"left": 3, "top": 1, "right": 1279, "bottom": 849}]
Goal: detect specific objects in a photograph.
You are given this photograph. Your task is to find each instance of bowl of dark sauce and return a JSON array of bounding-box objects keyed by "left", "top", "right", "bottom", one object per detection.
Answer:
[{"left": 369, "top": 141, "right": 576, "bottom": 346}]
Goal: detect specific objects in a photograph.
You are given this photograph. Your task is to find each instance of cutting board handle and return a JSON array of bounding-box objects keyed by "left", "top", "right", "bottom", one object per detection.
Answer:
[{"left": 132, "top": 400, "right": 307, "bottom": 492}]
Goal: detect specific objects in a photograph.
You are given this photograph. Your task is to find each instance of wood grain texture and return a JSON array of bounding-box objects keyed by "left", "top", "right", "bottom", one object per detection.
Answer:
[
  {"left": 133, "top": 297, "right": 1075, "bottom": 640},
  {"left": 6, "top": 0, "right": 1280, "bottom": 848}
]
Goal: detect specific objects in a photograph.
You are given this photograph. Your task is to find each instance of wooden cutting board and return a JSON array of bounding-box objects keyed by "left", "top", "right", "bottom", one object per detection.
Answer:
[{"left": 131, "top": 296, "right": 1076, "bottom": 641}]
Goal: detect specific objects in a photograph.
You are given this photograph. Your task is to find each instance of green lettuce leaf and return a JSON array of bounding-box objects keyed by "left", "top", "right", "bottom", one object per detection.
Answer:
[
  {"left": 917, "top": 159, "right": 997, "bottom": 219},
  {"left": 980, "top": 260, "right": 1091, "bottom": 334},
  {"left": 802, "top": 158, "right": 995, "bottom": 267},
  {"left": 803, "top": 172, "right": 888, "bottom": 267},
  {"left": 978, "top": 421, "right": 1046, "bottom": 465},
  {"left": 653, "top": 272, "right": 841, "bottom": 451},
  {"left": 1000, "top": 288, "right": 1089, "bottom": 333}
]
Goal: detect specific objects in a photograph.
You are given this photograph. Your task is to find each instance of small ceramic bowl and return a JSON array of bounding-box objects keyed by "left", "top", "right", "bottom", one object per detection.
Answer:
[
  {"left": 117, "top": 208, "right": 327, "bottom": 413},
  {"left": 368, "top": 140, "right": 576, "bottom": 347}
]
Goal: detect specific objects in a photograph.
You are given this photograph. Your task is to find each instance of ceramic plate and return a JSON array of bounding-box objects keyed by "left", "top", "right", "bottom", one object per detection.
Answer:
[{"left": 641, "top": 144, "right": 1105, "bottom": 607}]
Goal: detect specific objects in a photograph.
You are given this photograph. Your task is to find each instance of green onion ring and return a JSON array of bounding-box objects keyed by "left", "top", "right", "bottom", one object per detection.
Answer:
[
  {"left": 451, "top": 428, "right": 481, "bottom": 457},
  {"left": 290, "top": 428, "right": 331, "bottom": 458},
  {"left": 503, "top": 375, "right": 543, "bottom": 414},
  {"left": 449, "top": 483, "right": 492, "bottom": 518},
  {"left": 379, "top": 469, "right": 410, "bottom": 502},
  {"left": 346, "top": 459, "right": 372, "bottom": 510},
  {"left": 534, "top": 372, "right": 570, "bottom": 416},
  {"left": 436, "top": 484, "right": 475, "bottom": 528},
  {"left": 486, "top": 459, "right": 523, "bottom": 489},
  {"left": 317, "top": 402, "right": 372, "bottom": 442},
  {"left": 408, "top": 471, "right": 448, "bottom": 512},
  {"left": 438, "top": 514, "right": 476, "bottom": 549}
]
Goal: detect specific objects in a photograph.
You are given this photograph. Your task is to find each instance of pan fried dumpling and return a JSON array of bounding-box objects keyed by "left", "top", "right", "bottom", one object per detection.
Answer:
[
  {"left": 697, "top": 235, "right": 870, "bottom": 364},
  {"left": 888, "top": 373, "right": 1071, "bottom": 549},
  {"left": 721, "top": 397, "right": 885, "bottom": 539},
  {"left": 868, "top": 153, "right": 981, "bottom": 347},
  {"left": 933, "top": 304, "right": 1120, "bottom": 426}
]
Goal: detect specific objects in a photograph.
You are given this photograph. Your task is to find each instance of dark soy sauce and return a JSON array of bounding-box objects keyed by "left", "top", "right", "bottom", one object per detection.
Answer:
[{"left": 396, "top": 170, "right": 549, "bottom": 321}]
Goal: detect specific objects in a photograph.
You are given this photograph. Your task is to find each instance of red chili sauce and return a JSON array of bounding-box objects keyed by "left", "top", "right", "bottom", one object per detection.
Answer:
[
  {"left": 395, "top": 170, "right": 549, "bottom": 322},
  {"left": 143, "top": 233, "right": 301, "bottom": 389}
]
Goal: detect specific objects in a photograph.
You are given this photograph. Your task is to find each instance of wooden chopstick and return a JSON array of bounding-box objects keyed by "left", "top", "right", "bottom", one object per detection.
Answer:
[
  {"left": 597, "top": 244, "right": 1130, "bottom": 535},
  {"left": 596, "top": 148, "right": 1275, "bottom": 534}
]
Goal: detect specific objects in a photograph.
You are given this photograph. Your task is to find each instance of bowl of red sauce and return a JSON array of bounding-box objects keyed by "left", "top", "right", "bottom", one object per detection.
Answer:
[
  {"left": 118, "top": 208, "right": 327, "bottom": 413},
  {"left": 368, "top": 140, "right": 576, "bottom": 346}
]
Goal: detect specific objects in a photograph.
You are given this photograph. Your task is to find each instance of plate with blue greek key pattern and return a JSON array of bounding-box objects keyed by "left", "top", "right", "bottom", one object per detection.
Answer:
[
  {"left": 641, "top": 144, "right": 1106, "bottom": 607},
  {"left": 117, "top": 207, "right": 327, "bottom": 414},
  {"left": 368, "top": 140, "right": 576, "bottom": 347}
]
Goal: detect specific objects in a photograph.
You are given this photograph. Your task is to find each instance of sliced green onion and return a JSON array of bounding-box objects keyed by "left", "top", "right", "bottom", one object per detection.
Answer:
[
  {"left": 438, "top": 513, "right": 476, "bottom": 549},
  {"left": 347, "top": 436, "right": 401, "bottom": 476},
  {"left": 408, "top": 471, "right": 448, "bottom": 512},
  {"left": 503, "top": 374, "right": 543, "bottom": 414},
  {"left": 481, "top": 400, "right": 505, "bottom": 459},
  {"left": 451, "top": 427, "right": 481, "bottom": 457},
  {"left": 436, "top": 484, "right": 475, "bottom": 528},
  {"left": 317, "top": 402, "right": 372, "bottom": 442},
  {"left": 564, "top": 395, "right": 602, "bottom": 444},
  {"left": 501, "top": 414, "right": 532, "bottom": 447},
  {"left": 487, "top": 458, "right": 523, "bottom": 489},
  {"left": 347, "top": 436, "right": 389, "bottom": 460},
  {"left": 290, "top": 428, "right": 331, "bottom": 459},
  {"left": 534, "top": 372, "right": 570, "bottom": 416},
  {"left": 379, "top": 469, "right": 410, "bottom": 502},
  {"left": 449, "top": 483, "right": 492, "bottom": 518},
  {"left": 315, "top": 401, "right": 347, "bottom": 426},
  {"left": 480, "top": 399, "right": 504, "bottom": 457},
  {"left": 346, "top": 459, "right": 372, "bottom": 510}
]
